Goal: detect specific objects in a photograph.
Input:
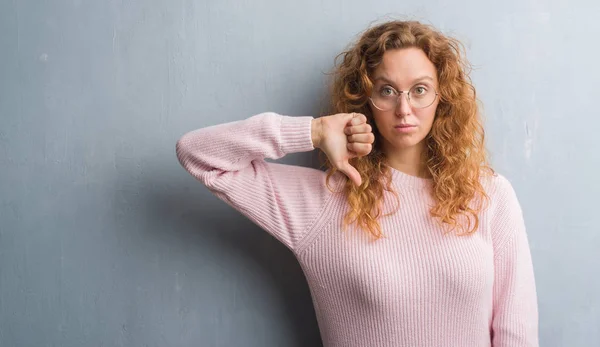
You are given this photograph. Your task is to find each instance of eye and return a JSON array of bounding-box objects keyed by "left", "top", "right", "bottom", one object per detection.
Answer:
[
  {"left": 413, "top": 86, "right": 427, "bottom": 95},
  {"left": 380, "top": 86, "right": 397, "bottom": 97}
]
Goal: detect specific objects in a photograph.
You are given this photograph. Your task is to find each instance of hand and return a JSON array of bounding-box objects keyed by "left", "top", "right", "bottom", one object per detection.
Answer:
[{"left": 312, "top": 113, "right": 374, "bottom": 186}]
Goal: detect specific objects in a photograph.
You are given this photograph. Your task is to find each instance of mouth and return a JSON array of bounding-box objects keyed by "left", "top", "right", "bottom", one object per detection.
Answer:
[
  {"left": 394, "top": 125, "right": 416, "bottom": 128},
  {"left": 394, "top": 124, "right": 417, "bottom": 133}
]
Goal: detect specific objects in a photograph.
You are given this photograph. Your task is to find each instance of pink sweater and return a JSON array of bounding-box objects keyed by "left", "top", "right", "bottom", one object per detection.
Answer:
[{"left": 175, "top": 112, "right": 539, "bottom": 347}]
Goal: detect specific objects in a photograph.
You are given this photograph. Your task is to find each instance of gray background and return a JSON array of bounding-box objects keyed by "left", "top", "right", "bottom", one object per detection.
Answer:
[{"left": 1, "top": 0, "right": 598, "bottom": 346}]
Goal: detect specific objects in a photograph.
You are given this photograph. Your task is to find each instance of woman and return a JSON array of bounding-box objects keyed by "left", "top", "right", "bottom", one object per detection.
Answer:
[{"left": 176, "top": 20, "right": 538, "bottom": 347}]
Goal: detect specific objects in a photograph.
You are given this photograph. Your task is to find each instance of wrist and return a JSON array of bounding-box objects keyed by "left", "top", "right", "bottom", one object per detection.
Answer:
[{"left": 311, "top": 118, "right": 323, "bottom": 149}]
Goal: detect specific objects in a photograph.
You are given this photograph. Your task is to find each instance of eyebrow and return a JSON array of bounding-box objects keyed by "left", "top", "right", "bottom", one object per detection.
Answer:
[{"left": 373, "top": 75, "right": 435, "bottom": 87}]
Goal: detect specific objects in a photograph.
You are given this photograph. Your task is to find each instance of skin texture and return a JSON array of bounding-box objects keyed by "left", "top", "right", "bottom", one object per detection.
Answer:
[
  {"left": 369, "top": 47, "right": 440, "bottom": 178},
  {"left": 311, "top": 47, "right": 440, "bottom": 185}
]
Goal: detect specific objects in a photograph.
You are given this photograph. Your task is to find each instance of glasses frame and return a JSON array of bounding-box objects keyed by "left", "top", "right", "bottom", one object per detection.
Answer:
[{"left": 369, "top": 84, "right": 439, "bottom": 111}]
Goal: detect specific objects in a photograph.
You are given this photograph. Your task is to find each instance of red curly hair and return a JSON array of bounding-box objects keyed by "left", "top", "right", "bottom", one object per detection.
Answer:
[{"left": 322, "top": 19, "right": 494, "bottom": 239}]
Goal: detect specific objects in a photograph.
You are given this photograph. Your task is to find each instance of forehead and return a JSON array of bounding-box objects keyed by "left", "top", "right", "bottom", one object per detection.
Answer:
[{"left": 373, "top": 47, "right": 438, "bottom": 84}]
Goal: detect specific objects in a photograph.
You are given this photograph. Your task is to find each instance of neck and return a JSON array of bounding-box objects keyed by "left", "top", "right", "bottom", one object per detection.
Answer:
[{"left": 383, "top": 142, "right": 431, "bottom": 178}]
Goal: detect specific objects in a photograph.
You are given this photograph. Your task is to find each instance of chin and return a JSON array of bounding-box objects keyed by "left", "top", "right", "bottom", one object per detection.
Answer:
[
  {"left": 385, "top": 134, "right": 425, "bottom": 150},
  {"left": 394, "top": 141, "right": 419, "bottom": 150}
]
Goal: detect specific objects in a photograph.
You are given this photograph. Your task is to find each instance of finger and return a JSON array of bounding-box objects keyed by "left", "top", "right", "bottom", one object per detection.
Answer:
[
  {"left": 344, "top": 112, "right": 359, "bottom": 125},
  {"left": 347, "top": 133, "right": 375, "bottom": 144},
  {"left": 347, "top": 149, "right": 359, "bottom": 159},
  {"left": 339, "top": 162, "right": 362, "bottom": 186},
  {"left": 345, "top": 123, "right": 372, "bottom": 135},
  {"left": 347, "top": 142, "right": 372, "bottom": 156},
  {"left": 350, "top": 113, "right": 367, "bottom": 125}
]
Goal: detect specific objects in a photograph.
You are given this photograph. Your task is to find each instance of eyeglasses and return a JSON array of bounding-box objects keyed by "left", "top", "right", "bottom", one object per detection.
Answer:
[{"left": 369, "top": 83, "right": 438, "bottom": 110}]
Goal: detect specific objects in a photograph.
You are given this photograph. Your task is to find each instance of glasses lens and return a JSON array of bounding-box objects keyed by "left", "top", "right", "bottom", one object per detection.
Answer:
[
  {"left": 370, "top": 83, "right": 436, "bottom": 110},
  {"left": 409, "top": 83, "right": 436, "bottom": 108},
  {"left": 370, "top": 86, "right": 397, "bottom": 111}
]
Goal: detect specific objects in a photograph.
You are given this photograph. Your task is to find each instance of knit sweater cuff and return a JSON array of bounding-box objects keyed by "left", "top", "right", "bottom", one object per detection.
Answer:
[{"left": 280, "top": 115, "right": 315, "bottom": 154}]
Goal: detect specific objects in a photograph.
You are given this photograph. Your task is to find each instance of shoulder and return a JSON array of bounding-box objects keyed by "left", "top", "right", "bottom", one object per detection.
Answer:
[
  {"left": 479, "top": 171, "right": 524, "bottom": 228},
  {"left": 480, "top": 171, "right": 520, "bottom": 206},
  {"left": 481, "top": 172, "right": 527, "bottom": 248}
]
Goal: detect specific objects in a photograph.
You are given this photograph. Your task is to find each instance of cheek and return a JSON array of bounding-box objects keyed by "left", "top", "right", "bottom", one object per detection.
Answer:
[
  {"left": 370, "top": 111, "right": 388, "bottom": 130},
  {"left": 416, "top": 108, "right": 437, "bottom": 129}
]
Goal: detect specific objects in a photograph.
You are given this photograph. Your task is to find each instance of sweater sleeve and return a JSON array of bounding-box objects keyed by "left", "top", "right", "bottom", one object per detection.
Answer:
[
  {"left": 490, "top": 175, "right": 539, "bottom": 347},
  {"left": 175, "top": 112, "right": 340, "bottom": 252}
]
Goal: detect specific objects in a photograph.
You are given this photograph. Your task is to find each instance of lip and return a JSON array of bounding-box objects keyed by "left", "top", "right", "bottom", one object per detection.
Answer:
[
  {"left": 394, "top": 124, "right": 416, "bottom": 128},
  {"left": 394, "top": 124, "right": 417, "bottom": 133}
]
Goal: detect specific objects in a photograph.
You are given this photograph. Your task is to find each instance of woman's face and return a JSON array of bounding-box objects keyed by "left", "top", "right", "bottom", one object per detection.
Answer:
[{"left": 369, "top": 47, "right": 440, "bottom": 154}]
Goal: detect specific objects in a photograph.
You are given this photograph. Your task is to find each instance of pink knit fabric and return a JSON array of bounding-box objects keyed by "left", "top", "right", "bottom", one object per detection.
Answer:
[{"left": 175, "top": 112, "right": 539, "bottom": 347}]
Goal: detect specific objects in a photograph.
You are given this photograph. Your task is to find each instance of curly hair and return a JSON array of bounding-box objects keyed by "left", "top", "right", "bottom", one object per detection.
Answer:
[{"left": 322, "top": 19, "right": 494, "bottom": 239}]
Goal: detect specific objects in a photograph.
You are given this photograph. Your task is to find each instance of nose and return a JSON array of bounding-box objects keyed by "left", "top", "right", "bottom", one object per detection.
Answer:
[{"left": 395, "top": 92, "right": 411, "bottom": 116}]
